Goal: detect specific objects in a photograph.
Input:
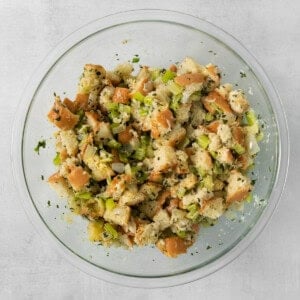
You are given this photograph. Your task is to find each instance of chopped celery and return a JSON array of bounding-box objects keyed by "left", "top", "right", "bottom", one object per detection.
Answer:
[
  {"left": 108, "top": 110, "right": 120, "bottom": 121},
  {"left": 246, "top": 193, "right": 253, "bottom": 203},
  {"left": 140, "top": 135, "right": 150, "bottom": 147},
  {"left": 105, "top": 198, "right": 116, "bottom": 211},
  {"left": 202, "top": 175, "right": 214, "bottom": 191},
  {"left": 186, "top": 210, "right": 199, "bottom": 221},
  {"left": 144, "top": 95, "right": 153, "bottom": 106},
  {"left": 197, "top": 167, "right": 206, "bottom": 177},
  {"left": 205, "top": 113, "right": 214, "bottom": 122},
  {"left": 246, "top": 110, "right": 257, "bottom": 126},
  {"left": 177, "top": 231, "right": 187, "bottom": 238},
  {"left": 75, "top": 191, "right": 92, "bottom": 200},
  {"left": 107, "top": 139, "right": 121, "bottom": 149},
  {"left": 132, "top": 57, "right": 140, "bottom": 63},
  {"left": 99, "top": 150, "right": 113, "bottom": 162},
  {"left": 104, "top": 223, "right": 118, "bottom": 239},
  {"left": 256, "top": 131, "right": 264, "bottom": 142},
  {"left": 106, "top": 102, "right": 119, "bottom": 111},
  {"left": 162, "top": 70, "right": 176, "bottom": 83},
  {"left": 119, "top": 152, "right": 128, "bottom": 163},
  {"left": 146, "top": 145, "right": 154, "bottom": 158},
  {"left": 209, "top": 151, "right": 217, "bottom": 159},
  {"left": 187, "top": 203, "right": 197, "bottom": 212},
  {"left": 150, "top": 68, "right": 161, "bottom": 81},
  {"left": 139, "top": 107, "right": 149, "bottom": 117},
  {"left": 167, "top": 80, "right": 183, "bottom": 95},
  {"left": 119, "top": 104, "right": 131, "bottom": 114},
  {"left": 197, "top": 134, "right": 210, "bottom": 149},
  {"left": 232, "top": 143, "right": 245, "bottom": 155},
  {"left": 132, "top": 91, "right": 145, "bottom": 102},
  {"left": 111, "top": 123, "right": 125, "bottom": 134},
  {"left": 213, "top": 161, "right": 223, "bottom": 175},
  {"left": 170, "top": 93, "right": 182, "bottom": 111},
  {"left": 53, "top": 152, "right": 61, "bottom": 166},
  {"left": 133, "top": 147, "right": 146, "bottom": 161},
  {"left": 131, "top": 167, "right": 148, "bottom": 184},
  {"left": 178, "top": 137, "right": 190, "bottom": 149}
]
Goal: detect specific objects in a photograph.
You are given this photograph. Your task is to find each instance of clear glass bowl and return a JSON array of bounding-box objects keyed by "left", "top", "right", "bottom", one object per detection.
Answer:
[{"left": 12, "top": 9, "right": 289, "bottom": 288}]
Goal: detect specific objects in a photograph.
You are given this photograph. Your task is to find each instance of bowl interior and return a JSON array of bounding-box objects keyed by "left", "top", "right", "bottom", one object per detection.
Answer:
[{"left": 22, "top": 17, "right": 278, "bottom": 278}]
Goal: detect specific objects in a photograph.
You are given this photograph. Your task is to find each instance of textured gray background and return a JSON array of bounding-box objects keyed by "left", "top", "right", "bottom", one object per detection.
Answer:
[{"left": 1, "top": 0, "right": 299, "bottom": 299}]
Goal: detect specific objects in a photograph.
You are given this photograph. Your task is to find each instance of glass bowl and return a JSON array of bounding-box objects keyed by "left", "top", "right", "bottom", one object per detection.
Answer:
[{"left": 12, "top": 9, "right": 289, "bottom": 288}]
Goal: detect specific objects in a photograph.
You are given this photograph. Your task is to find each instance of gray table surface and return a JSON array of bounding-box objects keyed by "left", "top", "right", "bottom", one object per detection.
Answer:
[{"left": 1, "top": 0, "right": 299, "bottom": 299}]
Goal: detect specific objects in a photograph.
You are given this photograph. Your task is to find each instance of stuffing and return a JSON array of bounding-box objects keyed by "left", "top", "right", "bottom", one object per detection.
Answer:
[{"left": 47, "top": 57, "right": 262, "bottom": 258}]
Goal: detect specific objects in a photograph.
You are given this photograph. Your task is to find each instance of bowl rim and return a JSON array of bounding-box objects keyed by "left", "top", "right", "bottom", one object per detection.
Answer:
[{"left": 11, "top": 9, "right": 289, "bottom": 288}]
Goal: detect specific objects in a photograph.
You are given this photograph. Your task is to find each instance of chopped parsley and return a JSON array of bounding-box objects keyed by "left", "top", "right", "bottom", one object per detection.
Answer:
[
  {"left": 41, "top": 175, "right": 44, "bottom": 180},
  {"left": 34, "top": 140, "right": 46, "bottom": 154},
  {"left": 132, "top": 57, "right": 140, "bottom": 63},
  {"left": 240, "top": 71, "right": 247, "bottom": 78},
  {"left": 47, "top": 200, "right": 51, "bottom": 207},
  {"left": 206, "top": 245, "right": 212, "bottom": 250}
]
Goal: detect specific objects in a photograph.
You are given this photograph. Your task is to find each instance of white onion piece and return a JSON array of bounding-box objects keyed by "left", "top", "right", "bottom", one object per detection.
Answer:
[
  {"left": 247, "top": 133, "right": 260, "bottom": 155},
  {"left": 112, "top": 163, "right": 125, "bottom": 173}
]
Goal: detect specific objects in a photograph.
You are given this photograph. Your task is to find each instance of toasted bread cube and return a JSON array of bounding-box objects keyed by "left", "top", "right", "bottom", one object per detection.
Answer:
[
  {"left": 78, "top": 64, "right": 106, "bottom": 94},
  {"left": 190, "top": 147, "right": 213, "bottom": 172},
  {"left": 175, "top": 73, "right": 204, "bottom": 87},
  {"left": 217, "top": 147, "right": 234, "bottom": 164},
  {"left": 67, "top": 165, "right": 90, "bottom": 191},
  {"left": 226, "top": 170, "right": 252, "bottom": 203},
  {"left": 151, "top": 108, "right": 174, "bottom": 139},
  {"left": 48, "top": 172, "right": 73, "bottom": 199},
  {"left": 48, "top": 97, "right": 79, "bottom": 130},
  {"left": 217, "top": 124, "right": 232, "bottom": 145},
  {"left": 58, "top": 130, "right": 78, "bottom": 156},
  {"left": 112, "top": 87, "right": 130, "bottom": 104},
  {"left": 134, "top": 223, "right": 160, "bottom": 246},
  {"left": 103, "top": 205, "right": 131, "bottom": 226},
  {"left": 199, "top": 197, "right": 225, "bottom": 219},
  {"left": 202, "top": 91, "right": 233, "bottom": 114},
  {"left": 177, "top": 57, "right": 205, "bottom": 75},
  {"left": 153, "top": 209, "right": 171, "bottom": 231},
  {"left": 156, "top": 236, "right": 192, "bottom": 258},
  {"left": 153, "top": 145, "right": 177, "bottom": 173},
  {"left": 228, "top": 90, "right": 249, "bottom": 114}
]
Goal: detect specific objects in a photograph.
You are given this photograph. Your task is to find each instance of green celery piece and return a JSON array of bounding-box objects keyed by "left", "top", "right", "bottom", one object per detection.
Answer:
[
  {"left": 104, "top": 223, "right": 118, "bottom": 239},
  {"left": 162, "top": 70, "right": 176, "bottom": 83},
  {"left": 53, "top": 152, "right": 61, "bottom": 166},
  {"left": 197, "top": 134, "right": 210, "bottom": 149},
  {"left": 105, "top": 198, "right": 116, "bottom": 211}
]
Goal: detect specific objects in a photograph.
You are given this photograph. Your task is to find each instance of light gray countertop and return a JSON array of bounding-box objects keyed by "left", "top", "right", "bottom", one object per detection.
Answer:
[{"left": 1, "top": 0, "right": 299, "bottom": 299}]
